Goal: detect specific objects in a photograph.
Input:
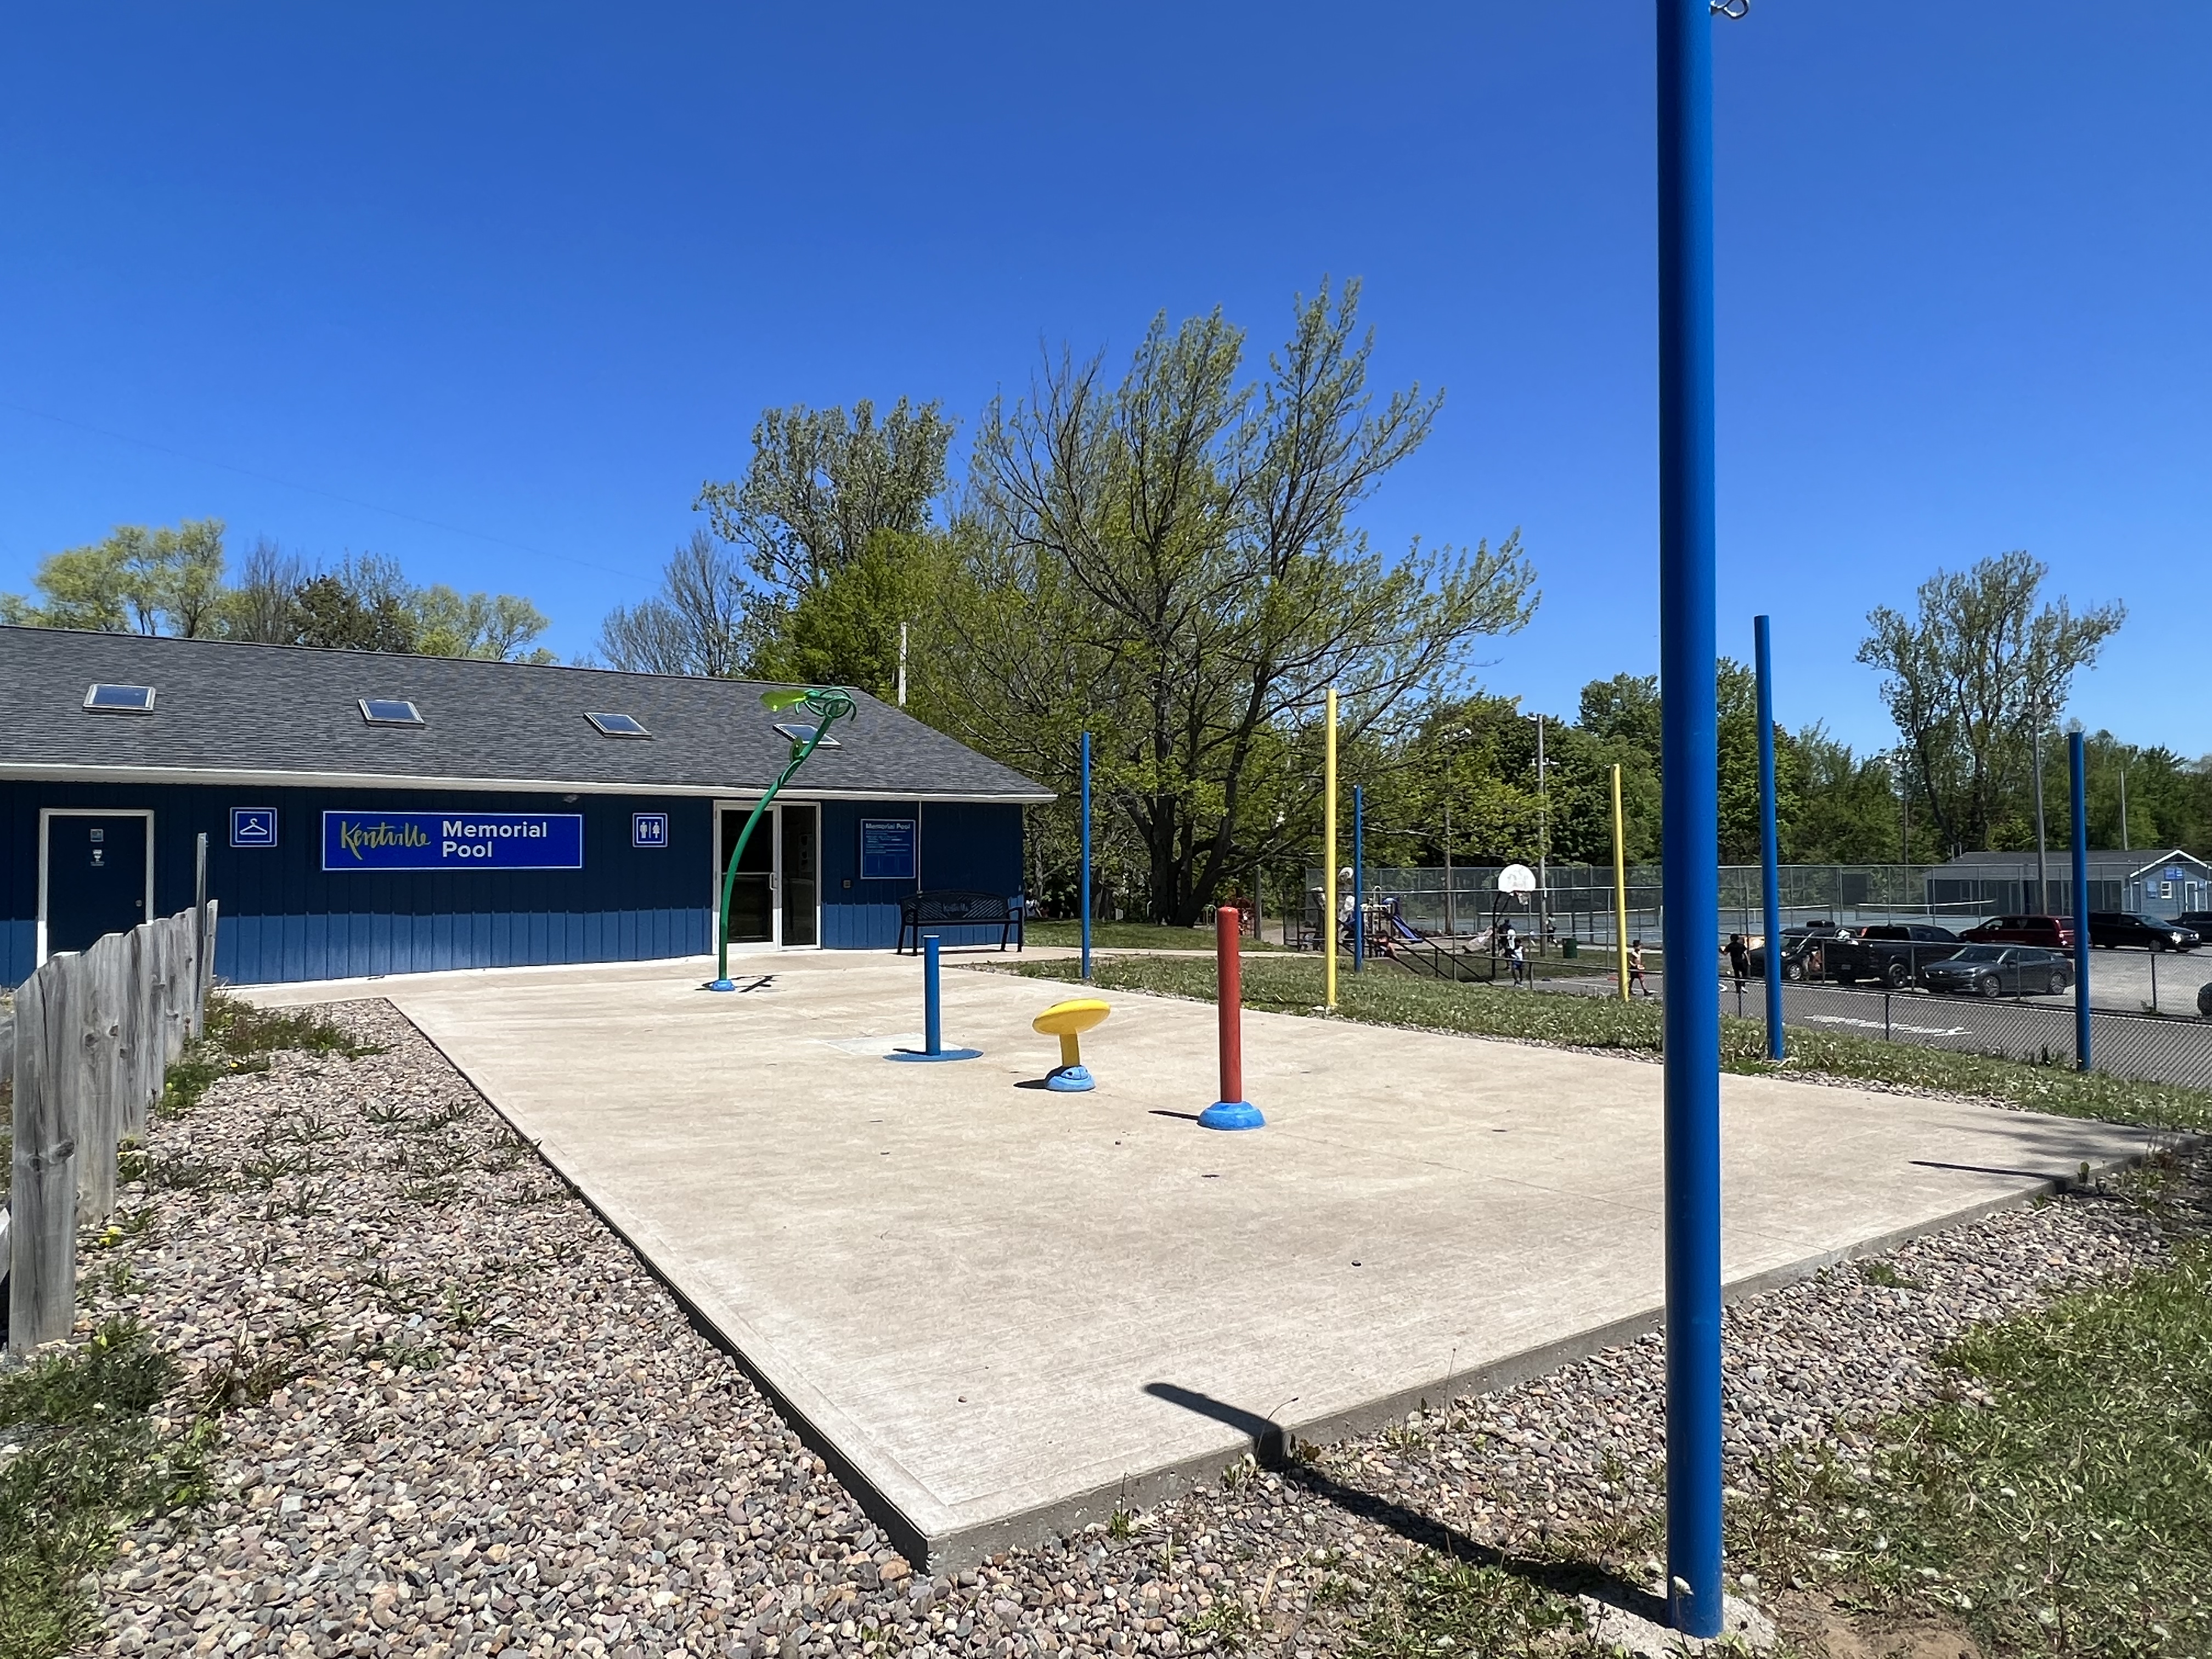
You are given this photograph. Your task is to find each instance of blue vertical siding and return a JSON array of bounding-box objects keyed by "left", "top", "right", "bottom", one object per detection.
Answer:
[
  {"left": 816, "top": 799, "right": 1027, "bottom": 949},
  {"left": 2, "top": 780, "right": 712, "bottom": 986},
  {"left": 3, "top": 781, "right": 1028, "bottom": 984}
]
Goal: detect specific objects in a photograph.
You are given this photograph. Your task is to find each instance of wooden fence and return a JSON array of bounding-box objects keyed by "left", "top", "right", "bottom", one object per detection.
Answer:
[{"left": 5, "top": 902, "right": 218, "bottom": 1355}]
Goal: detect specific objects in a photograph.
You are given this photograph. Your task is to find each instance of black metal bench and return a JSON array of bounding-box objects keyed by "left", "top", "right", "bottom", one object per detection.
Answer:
[{"left": 897, "top": 890, "right": 1024, "bottom": 956}]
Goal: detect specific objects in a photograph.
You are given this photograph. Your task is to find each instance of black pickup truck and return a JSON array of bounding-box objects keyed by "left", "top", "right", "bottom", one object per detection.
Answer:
[{"left": 1786, "top": 923, "right": 1964, "bottom": 987}]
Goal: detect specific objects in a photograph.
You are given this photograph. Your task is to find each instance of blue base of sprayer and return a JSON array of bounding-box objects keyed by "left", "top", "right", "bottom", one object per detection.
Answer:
[
  {"left": 705, "top": 978, "right": 737, "bottom": 992},
  {"left": 1045, "top": 1065, "right": 1096, "bottom": 1092},
  {"left": 888, "top": 1046, "right": 983, "bottom": 1063},
  {"left": 1199, "top": 1099, "right": 1264, "bottom": 1131}
]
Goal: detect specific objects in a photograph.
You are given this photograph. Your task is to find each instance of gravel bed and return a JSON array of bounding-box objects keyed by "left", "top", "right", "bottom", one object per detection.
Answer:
[{"left": 81, "top": 998, "right": 2204, "bottom": 1658}]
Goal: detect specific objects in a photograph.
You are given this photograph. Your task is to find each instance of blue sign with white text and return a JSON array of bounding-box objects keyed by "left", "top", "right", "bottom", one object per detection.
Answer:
[
  {"left": 231, "top": 807, "right": 279, "bottom": 849},
  {"left": 859, "top": 817, "right": 917, "bottom": 882},
  {"left": 321, "top": 811, "right": 584, "bottom": 871},
  {"left": 633, "top": 812, "right": 669, "bottom": 848}
]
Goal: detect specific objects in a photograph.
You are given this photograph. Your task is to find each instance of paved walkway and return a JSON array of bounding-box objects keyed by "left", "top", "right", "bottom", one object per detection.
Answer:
[{"left": 248, "top": 951, "right": 2154, "bottom": 1567}]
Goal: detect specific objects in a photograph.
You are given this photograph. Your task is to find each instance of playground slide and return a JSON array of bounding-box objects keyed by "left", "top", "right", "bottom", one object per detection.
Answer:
[{"left": 1389, "top": 913, "right": 1425, "bottom": 943}]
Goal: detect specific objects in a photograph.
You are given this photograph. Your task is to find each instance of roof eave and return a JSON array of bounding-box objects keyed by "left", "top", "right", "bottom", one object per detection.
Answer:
[{"left": 0, "top": 760, "right": 1056, "bottom": 806}]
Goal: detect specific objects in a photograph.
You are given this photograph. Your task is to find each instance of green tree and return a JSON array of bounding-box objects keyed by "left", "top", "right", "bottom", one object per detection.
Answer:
[
  {"left": 933, "top": 279, "right": 1538, "bottom": 925},
  {"left": 748, "top": 530, "right": 943, "bottom": 699},
  {"left": 1858, "top": 551, "right": 2124, "bottom": 853},
  {"left": 2, "top": 518, "right": 228, "bottom": 635}
]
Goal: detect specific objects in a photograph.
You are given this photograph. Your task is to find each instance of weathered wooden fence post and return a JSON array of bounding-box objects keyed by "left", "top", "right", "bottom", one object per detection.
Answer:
[
  {"left": 75, "top": 933, "right": 128, "bottom": 1223},
  {"left": 10, "top": 960, "right": 84, "bottom": 1352},
  {"left": 160, "top": 916, "right": 189, "bottom": 1068},
  {"left": 191, "top": 898, "right": 219, "bottom": 1037},
  {"left": 121, "top": 922, "right": 159, "bottom": 1139}
]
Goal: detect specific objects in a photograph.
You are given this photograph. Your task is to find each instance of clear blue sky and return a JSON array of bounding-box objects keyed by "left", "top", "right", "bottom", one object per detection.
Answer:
[{"left": 4, "top": 4, "right": 2205, "bottom": 757}]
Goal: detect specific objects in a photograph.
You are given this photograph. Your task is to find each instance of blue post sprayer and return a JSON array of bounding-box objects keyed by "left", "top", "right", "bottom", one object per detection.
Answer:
[
  {"left": 2071, "top": 731, "right": 2091, "bottom": 1070},
  {"left": 887, "top": 934, "right": 981, "bottom": 1063},
  {"left": 1657, "top": 0, "right": 1725, "bottom": 1635}
]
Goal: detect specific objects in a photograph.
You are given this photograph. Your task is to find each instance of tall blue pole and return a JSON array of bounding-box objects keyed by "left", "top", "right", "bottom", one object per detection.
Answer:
[
  {"left": 1657, "top": 0, "right": 1724, "bottom": 1637},
  {"left": 2070, "top": 731, "right": 2091, "bottom": 1070},
  {"left": 1080, "top": 732, "right": 1093, "bottom": 983},
  {"left": 1352, "top": 784, "right": 1365, "bottom": 973},
  {"left": 1754, "top": 616, "right": 1784, "bottom": 1060}
]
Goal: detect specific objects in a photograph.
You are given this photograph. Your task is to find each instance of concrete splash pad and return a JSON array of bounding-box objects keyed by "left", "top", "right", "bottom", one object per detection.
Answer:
[{"left": 250, "top": 953, "right": 2155, "bottom": 1566}]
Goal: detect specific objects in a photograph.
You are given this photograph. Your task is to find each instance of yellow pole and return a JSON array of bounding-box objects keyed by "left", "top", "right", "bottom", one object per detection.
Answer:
[
  {"left": 1324, "top": 688, "right": 1339, "bottom": 1011},
  {"left": 1611, "top": 762, "right": 1630, "bottom": 1002}
]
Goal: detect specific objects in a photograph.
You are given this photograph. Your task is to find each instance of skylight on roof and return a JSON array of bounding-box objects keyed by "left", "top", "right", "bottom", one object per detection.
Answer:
[
  {"left": 585, "top": 712, "right": 651, "bottom": 738},
  {"left": 84, "top": 683, "right": 156, "bottom": 714},
  {"left": 771, "top": 721, "right": 840, "bottom": 748},
  {"left": 359, "top": 698, "right": 424, "bottom": 726}
]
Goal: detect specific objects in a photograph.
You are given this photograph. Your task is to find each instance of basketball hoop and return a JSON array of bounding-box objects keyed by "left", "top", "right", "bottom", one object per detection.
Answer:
[{"left": 1497, "top": 863, "right": 1538, "bottom": 896}]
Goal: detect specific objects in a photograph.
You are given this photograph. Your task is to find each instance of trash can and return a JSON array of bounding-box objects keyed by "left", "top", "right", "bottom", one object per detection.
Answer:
[{"left": 1562, "top": 938, "right": 1579, "bottom": 960}]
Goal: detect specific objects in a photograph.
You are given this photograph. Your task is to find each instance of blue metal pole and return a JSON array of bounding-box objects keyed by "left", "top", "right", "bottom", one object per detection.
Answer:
[
  {"left": 1657, "top": 0, "right": 1724, "bottom": 1637},
  {"left": 924, "top": 933, "right": 943, "bottom": 1057},
  {"left": 1080, "top": 732, "right": 1093, "bottom": 983},
  {"left": 1754, "top": 616, "right": 1784, "bottom": 1060},
  {"left": 1352, "top": 784, "right": 1365, "bottom": 973},
  {"left": 2070, "top": 731, "right": 2090, "bottom": 1070}
]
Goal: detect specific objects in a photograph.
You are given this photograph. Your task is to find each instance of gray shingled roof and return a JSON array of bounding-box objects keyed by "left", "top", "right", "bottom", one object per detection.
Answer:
[{"left": 0, "top": 626, "right": 1051, "bottom": 801}]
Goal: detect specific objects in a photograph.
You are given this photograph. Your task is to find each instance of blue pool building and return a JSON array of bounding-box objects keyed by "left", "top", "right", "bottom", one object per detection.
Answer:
[{"left": 1, "top": 627, "right": 1048, "bottom": 986}]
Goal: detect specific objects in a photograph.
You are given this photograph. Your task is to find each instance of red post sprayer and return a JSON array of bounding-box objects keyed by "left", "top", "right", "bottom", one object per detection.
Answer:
[{"left": 1198, "top": 906, "right": 1263, "bottom": 1130}]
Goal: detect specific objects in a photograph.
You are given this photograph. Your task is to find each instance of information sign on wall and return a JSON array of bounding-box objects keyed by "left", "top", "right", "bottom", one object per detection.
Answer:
[
  {"left": 321, "top": 811, "right": 584, "bottom": 871},
  {"left": 633, "top": 812, "right": 669, "bottom": 848},
  {"left": 859, "top": 817, "right": 917, "bottom": 882},
  {"left": 231, "top": 808, "right": 279, "bottom": 848}
]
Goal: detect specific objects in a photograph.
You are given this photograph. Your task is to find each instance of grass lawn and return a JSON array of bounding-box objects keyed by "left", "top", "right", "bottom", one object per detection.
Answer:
[
  {"left": 0, "top": 1322, "right": 213, "bottom": 1659},
  {"left": 1735, "top": 1237, "right": 2212, "bottom": 1656},
  {"left": 1023, "top": 919, "right": 1284, "bottom": 952},
  {"left": 999, "top": 952, "right": 2212, "bottom": 1132}
]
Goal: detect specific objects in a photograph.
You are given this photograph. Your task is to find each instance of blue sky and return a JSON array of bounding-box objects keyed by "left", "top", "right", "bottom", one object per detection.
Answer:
[{"left": 4, "top": 3, "right": 2205, "bottom": 757}]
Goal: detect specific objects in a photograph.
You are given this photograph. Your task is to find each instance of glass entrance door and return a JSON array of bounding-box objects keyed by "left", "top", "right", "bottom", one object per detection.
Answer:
[
  {"left": 781, "top": 804, "right": 818, "bottom": 946},
  {"left": 719, "top": 806, "right": 775, "bottom": 945}
]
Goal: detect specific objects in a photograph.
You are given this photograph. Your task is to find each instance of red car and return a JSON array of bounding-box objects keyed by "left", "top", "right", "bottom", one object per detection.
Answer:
[{"left": 1959, "top": 915, "right": 2075, "bottom": 951}]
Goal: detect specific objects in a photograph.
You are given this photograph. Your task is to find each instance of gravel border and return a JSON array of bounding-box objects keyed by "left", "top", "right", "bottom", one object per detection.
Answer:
[{"left": 78, "top": 998, "right": 2205, "bottom": 1658}]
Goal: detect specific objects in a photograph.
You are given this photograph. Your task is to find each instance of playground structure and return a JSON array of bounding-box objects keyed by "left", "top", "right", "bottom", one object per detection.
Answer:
[{"left": 1293, "top": 870, "right": 1558, "bottom": 985}]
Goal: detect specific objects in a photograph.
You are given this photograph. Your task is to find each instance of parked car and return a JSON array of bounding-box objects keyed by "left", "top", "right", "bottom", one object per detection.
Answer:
[
  {"left": 1743, "top": 920, "right": 1841, "bottom": 977},
  {"left": 2086, "top": 911, "right": 2200, "bottom": 951},
  {"left": 1918, "top": 944, "right": 2075, "bottom": 998},
  {"left": 1959, "top": 915, "right": 2075, "bottom": 951},
  {"left": 2178, "top": 911, "right": 2212, "bottom": 938},
  {"left": 1792, "top": 923, "right": 1965, "bottom": 987}
]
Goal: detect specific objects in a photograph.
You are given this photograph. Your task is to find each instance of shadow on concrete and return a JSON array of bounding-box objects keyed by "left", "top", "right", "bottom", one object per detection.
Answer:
[
  {"left": 1910, "top": 1158, "right": 2080, "bottom": 1183},
  {"left": 1141, "top": 1383, "right": 1663, "bottom": 1623},
  {"left": 1147, "top": 1109, "right": 1204, "bottom": 1123}
]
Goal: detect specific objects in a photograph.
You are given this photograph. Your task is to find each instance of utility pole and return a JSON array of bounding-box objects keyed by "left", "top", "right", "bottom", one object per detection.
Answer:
[
  {"left": 2118, "top": 752, "right": 2130, "bottom": 853},
  {"left": 1443, "top": 802, "right": 1455, "bottom": 938},
  {"left": 2031, "top": 687, "right": 2050, "bottom": 914},
  {"left": 1892, "top": 750, "right": 1910, "bottom": 866}
]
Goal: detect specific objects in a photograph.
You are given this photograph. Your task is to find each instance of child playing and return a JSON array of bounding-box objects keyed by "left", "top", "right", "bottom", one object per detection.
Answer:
[{"left": 1628, "top": 938, "right": 1652, "bottom": 997}]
